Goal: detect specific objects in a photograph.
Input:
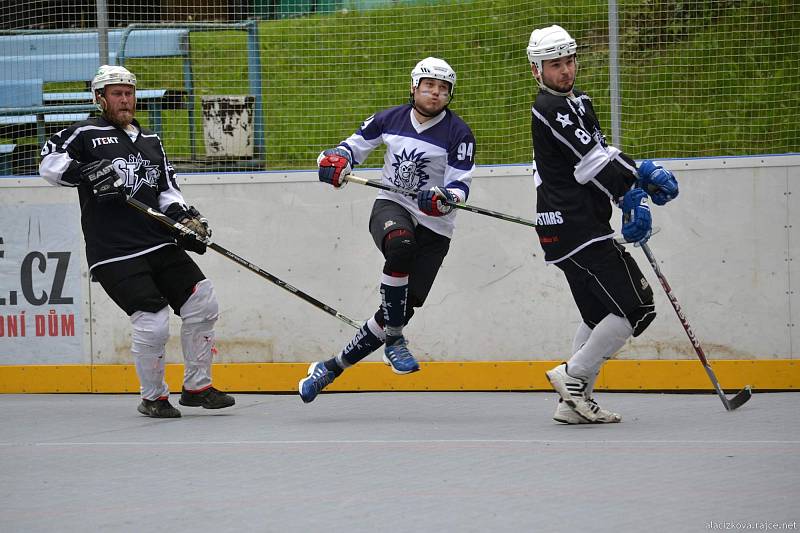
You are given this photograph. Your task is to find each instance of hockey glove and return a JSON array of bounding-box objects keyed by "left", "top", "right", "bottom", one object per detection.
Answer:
[
  {"left": 80, "top": 159, "right": 126, "bottom": 203},
  {"left": 417, "top": 186, "right": 459, "bottom": 216},
  {"left": 637, "top": 160, "right": 679, "bottom": 206},
  {"left": 621, "top": 188, "right": 652, "bottom": 245},
  {"left": 175, "top": 206, "right": 210, "bottom": 255},
  {"left": 317, "top": 147, "right": 352, "bottom": 188}
]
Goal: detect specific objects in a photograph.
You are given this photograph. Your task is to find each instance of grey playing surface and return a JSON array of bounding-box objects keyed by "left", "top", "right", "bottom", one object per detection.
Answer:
[{"left": 1, "top": 392, "right": 797, "bottom": 532}]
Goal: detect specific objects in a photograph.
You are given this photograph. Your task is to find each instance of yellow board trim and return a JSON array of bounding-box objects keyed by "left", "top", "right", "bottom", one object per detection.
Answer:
[{"left": 0, "top": 360, "right": 796, "bottom": 393}]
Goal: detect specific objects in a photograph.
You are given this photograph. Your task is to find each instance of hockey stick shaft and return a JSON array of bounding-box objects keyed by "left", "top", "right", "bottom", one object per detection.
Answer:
[
  {"left": 125, "top": 196, "right": 361, "bottom": 329},
  {"left": 344, "top": 173, "right": 538, "bottom": 228},
  {"left": 344, "top": 173, "right": 658, "bottom": 245},
  {"left": 639, "top": 242, "right": 751, "bottom": 410}
]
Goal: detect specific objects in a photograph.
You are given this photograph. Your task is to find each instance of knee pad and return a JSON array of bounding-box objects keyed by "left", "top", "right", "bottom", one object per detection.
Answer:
[
  {"left": 628, "top": 303, "right": 656, "bottom": 337},
  {"left": 179, "top": 279, "right": 219, "bottom": 325},
  {"left": 130, "top": 306, "right": 170, "bottom": 355},
  {"left": 383, "top": 229, "right": 416, "bottom": 274}
]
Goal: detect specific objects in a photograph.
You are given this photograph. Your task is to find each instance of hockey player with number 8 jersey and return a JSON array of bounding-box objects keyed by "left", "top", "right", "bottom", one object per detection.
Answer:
[{"left": 527, "top": 26, "right": 679, "bottom": 425}]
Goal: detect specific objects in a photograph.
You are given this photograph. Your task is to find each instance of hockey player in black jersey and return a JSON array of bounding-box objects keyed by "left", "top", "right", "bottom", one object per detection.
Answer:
[
  {"left": 39, "top": 65, "right": 234, "bottom": 418},
  {"left": 527, "top": 26, "right": 679, "bottom": 423}
]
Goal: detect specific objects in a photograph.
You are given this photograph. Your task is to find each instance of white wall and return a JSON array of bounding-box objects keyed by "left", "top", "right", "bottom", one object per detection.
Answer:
[{"left": 1, "top": 154, "right": 797, "bottom": 364}]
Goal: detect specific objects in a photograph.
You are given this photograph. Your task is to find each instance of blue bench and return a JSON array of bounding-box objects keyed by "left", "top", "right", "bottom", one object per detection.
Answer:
[{"left": 0, "top": 29, "right": 196, "bottom": 155}]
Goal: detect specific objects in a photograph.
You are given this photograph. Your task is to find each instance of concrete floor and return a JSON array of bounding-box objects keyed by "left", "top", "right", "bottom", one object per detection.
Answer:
[{"left": 1, "top": 391, "right": 798, "bottom": 532}]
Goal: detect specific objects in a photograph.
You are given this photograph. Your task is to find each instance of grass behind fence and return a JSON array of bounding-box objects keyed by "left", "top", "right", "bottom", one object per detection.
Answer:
[{"left": 5, "top": 0, "right": 798, "bottom": 173}]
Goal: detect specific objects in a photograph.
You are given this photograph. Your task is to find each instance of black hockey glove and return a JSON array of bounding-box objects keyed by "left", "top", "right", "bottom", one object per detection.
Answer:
[
  {"left": 80, "top": 159, "right": 126, "bottom": 203},
  {"left": 176, "top": 206, "right": 210, "bottom": 255}
]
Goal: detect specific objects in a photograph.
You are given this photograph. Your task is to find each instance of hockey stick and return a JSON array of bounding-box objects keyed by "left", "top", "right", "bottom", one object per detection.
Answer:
[
  {"left": 639, "top": 242, "right": 752, "bottom": 410},
  {"left": 125, "top": 196, "right": 362, "bottom": 330},
  {"left": 344, "top": 173, "right": 659, "bottom": 244},
  {"left": 344, "top": 173, "right": 540, "bottom": 228}
]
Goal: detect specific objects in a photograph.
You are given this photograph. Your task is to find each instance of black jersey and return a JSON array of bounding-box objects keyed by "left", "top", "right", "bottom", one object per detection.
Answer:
[
  {"left": 39, "top": 116, "right": 189, "bottom": 271},
  {"left": 531, "top": 88, "right": 638, "bottom": 263}
]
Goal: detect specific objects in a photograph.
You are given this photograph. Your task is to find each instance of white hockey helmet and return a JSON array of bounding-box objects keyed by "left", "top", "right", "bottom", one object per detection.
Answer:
[
  {"left": 91, "top": 65, "right": 136, "bottom": 110},
  {"left": 411, "top": 57, "right": 457, "bottom": 94},
  {"left": 526, "top": 25, "right": 577, "bottom": 72}
]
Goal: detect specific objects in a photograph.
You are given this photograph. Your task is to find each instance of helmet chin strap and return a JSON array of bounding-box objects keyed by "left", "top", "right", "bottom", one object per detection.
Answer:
[
  {"left": 539, "top": 79, "right": 574, "bottom": 97},
  {"left": 533, "top": 64, "right": 578, "bottom": 97}
]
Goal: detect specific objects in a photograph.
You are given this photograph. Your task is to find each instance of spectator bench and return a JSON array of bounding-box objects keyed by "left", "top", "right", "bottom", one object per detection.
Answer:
[{"left": 0, "top": 29, "right": 195, "bottom": 154}]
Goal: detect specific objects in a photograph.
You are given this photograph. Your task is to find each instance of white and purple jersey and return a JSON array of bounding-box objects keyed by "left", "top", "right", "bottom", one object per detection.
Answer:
[{"left": 340, "top": 103, "right": 476, "bottom": 238}]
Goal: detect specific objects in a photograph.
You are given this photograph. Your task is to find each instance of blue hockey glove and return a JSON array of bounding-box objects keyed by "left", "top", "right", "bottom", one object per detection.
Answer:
[
  {"left": 417, "top": 186, "right": 458, "bottom": 216},
  {"left": 80, "top": 159, "right": 126, "bottom": 202},
  {"left": 638, "top": 160, "right": 679, "bottom": 206},
  {"left": 317, "top": 147, "right": 352, "bottom": 188},
  {"left": 621, "top": 188, "right": 652, "bottom": 245}
]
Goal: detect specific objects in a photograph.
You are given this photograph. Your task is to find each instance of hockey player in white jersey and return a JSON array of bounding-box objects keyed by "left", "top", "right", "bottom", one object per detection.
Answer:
[
  {"left": 39, "top": 65, "right": 235, "bottom": 418},
  {"left": 299, "top": 57, "right": 476, "bottom": 402},
  {"left": 527, "top": 26, "right": 679, "bottom": 423}
]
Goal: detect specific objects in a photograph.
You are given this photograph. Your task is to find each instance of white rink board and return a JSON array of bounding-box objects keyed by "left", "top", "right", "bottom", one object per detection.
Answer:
[{"left": 1, "top": 154, "right": 797, "bottom": 364}]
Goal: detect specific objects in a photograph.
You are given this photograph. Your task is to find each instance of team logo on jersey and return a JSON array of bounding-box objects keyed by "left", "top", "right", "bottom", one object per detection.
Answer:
[
  {"left": 391, "top": 148, "right": 430, "bottom": 191},
  {"left": 111, "top": 153, "right": 161, "bottom": 196},
  {"left": 555, "top": 113, "right": 573, "bottom": 128}
]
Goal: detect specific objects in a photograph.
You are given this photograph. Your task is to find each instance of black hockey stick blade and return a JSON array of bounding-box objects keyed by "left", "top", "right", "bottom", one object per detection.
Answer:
[{"left": 725, "top": 385, "right": 752, "bottom": 411}]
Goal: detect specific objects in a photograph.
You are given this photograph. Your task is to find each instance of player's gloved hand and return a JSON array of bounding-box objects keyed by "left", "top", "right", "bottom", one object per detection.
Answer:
[
  {"left": 417, "top": 186, "right": 459, "bottom": 216},
  {"left": 621, "top": 187, "right": 652, "bottom": 245},
  {"left": 80, "top": 159, "right": 126, "bottom": 202},
  {"left": 638, "top": 160, "right": 679, "bottom": 206},
  {"left": 317, "top": 147, "right": 352, "bottom": 188},
  {"left": 180, "top": 206, "right": 211, "bottom": 240},
  {"left": 176, "top": 206, "right": 210, "bottom": 255}
]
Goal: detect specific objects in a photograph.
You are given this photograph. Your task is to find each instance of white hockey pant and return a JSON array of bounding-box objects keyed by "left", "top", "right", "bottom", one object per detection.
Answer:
[
  {"left": 567, "top": 314, "right": 632, "bottom": 396},
  {"left": 179, "top": 279, "right": 219, "bottom": 391},
  {"left": 131, "top": 306, "right": 171, "bottom": 400}
]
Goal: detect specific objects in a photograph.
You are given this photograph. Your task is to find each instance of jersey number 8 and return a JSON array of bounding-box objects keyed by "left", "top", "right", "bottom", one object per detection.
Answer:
[{"left": 574, "top": 128, "right": 591, "bottom": 145}]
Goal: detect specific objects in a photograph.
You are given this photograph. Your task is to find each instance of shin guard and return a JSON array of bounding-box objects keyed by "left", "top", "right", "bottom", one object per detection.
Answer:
[
  {"left": 336, "top": 316, "right": 385, "bottom": 368},
  {"left": 131, "top": 306, "right": 171, "bottom": 400},
  {"left": 179, "top": 279, "right": 219, "bottom": 391},
  {"left": 380, "top": 272, "right": 408, "bottom": 341},
  {"left": 567, "top": 313, "right": 632, "bottom": 380}
]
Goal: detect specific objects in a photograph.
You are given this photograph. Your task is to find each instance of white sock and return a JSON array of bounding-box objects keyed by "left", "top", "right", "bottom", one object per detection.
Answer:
[
  {"left": 572, "top": 321, "right": 592, "bottom": 353},
  {"left": 567, "top": 314, "right": 632, "bottom": 380}
]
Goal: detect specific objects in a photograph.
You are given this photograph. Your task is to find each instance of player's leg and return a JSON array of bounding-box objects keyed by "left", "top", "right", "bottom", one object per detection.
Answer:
[
  {"left": 93, "top": 256, "right": 180, "bottom": 418},
  {"left": 300, "top": 200, "right": 417, "bottom": 401},
  {"left": 299, "top": 315, "right": 385, "bottom": 403},
  {"left": 550, "top": 240, "right": 655, "bottom": 423},
  {"left": 370, "top": 200, "right": 420, "bottom": 374},
  {"left": 153, "top": 247, "right": 234, "bottom": 410}
]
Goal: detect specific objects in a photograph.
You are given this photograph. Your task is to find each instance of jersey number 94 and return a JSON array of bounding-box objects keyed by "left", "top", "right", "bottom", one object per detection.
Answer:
[{"left": 457, "top": 142, "right": 474, "bottom": 161}]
